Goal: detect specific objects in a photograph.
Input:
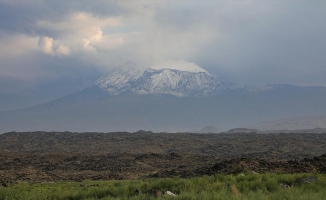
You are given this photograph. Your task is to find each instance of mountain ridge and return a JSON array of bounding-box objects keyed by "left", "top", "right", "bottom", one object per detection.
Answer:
[{"left": 91, "top": 67, "right": 242, "bottom": 97}]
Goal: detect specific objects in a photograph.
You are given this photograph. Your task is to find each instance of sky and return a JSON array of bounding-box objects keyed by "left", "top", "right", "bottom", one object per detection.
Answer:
[{"left": 0, "top": 0, "right": 326, "bottom": 109}]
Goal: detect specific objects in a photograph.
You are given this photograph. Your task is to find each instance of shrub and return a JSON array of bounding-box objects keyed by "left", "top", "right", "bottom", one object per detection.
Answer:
[{"left": 1, "top": 173, "right": 326, "bottom": 199}]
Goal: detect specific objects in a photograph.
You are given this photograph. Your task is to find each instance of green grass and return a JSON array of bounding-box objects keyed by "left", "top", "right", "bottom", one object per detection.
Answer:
[{"left": 1, "top": 173, "right": 326, "bottom": 200}]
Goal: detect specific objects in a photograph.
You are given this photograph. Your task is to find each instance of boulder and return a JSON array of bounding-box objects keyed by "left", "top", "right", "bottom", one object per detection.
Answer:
[
  {"left": 278, "top": 182, "right": 290, "bottom": 189},
  {"left": 166, "top": 191, "right": 176, "bottom": 196}
]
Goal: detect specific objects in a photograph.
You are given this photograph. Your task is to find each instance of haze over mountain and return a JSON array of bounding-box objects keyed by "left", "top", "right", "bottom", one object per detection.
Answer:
[{"left": 1, "top": 65, "right": 326, "bottom": 133}]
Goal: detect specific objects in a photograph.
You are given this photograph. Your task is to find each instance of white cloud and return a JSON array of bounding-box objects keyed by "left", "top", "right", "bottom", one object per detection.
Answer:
[
  {"left": 2, "top": 1, "right": 221, "bottom": 77},
  {"left": 38, "top": 36, "right": 54, "bottom": 55},
  {"left": 38, "top": 36, "right": 71, "bottom": 56},
  {"left": 83, "top": 29, "right": 125, "bottom": 52},
  {"left": 29, "top": 4, "right": 217, "bottom": 73},
  {"left": 36, "top": 12, "right": 125, "bottom": 58},
  {"left": 56, "top": 44, "right": 71, "bottom": 56}
]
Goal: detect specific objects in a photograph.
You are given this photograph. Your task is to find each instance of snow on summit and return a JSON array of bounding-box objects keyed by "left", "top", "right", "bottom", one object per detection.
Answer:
[
  {"left": 150, "top": 60, "right": 209, "bottom": 73},
  {"left": 92, "top": 62, "right": 241, "bottom": 97}
]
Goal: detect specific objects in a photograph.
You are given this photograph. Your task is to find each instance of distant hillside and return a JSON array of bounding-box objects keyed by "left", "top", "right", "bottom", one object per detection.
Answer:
[
  {"left": 196, "top": 126, "right": 223, "bottom": 133},
  {"left": 249, "top": 116, "right": 326, "bottom": 130}
]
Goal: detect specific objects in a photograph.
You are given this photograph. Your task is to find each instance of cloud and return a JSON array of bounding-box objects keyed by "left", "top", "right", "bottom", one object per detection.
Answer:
[
  {"left": 34, "top": 11, "right": 126, "bottom": 60},
  {"left": 84, "top": 29, "right": 125, "bottom": 52},
  {"left": 22, "top": 3, "right": 217, "bottom": 73},
  {"left": 38, "top": 36, "right": 71, "bottom": 56},
  {"left": 0, "top": 0, "right": 326, "bottom": 88},
  {"left": 36, "top": 12, "right": 122, "bottom": 37},
  {"left": 38, "top": 36, "right": 54, "bottom": 55},
  {"left": 0, "top": 1, "right": 216, "bottom": 76},
  {"left": 56, "top": 44, "right": 71, "bottom": 56},
  {"left": 0, "top": 31, "right": 43, "bottom": 80},
  {"left": 0, "top": 32, "right": 39, "bottom": 58},
  {"left": 151, "top": 60, "right": 207, "bottom": 73}
]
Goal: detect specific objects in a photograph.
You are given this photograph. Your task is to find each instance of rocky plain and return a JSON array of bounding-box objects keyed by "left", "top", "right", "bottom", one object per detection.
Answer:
[{"left": 0, "top": 130, "right": 326, "bottom": 186}]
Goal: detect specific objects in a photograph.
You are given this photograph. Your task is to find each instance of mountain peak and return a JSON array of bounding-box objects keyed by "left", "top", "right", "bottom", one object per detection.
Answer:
[{"left": 91, "top": 66, "right": 241, "bottom": 97}]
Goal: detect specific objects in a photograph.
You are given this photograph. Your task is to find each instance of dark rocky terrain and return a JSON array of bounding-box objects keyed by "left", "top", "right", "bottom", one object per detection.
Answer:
[{"left": 0, "top": 131, "right": 326, "bottom": 184}]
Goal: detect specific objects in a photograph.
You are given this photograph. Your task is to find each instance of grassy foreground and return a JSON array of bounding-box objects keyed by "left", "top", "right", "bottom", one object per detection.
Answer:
[{"left": 1, "top": 173, "right": 326, "bottom": 200}]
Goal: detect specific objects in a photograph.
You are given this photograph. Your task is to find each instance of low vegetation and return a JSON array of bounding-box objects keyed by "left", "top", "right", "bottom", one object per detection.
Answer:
[
  {"left": 1, "top": 132, "right": 325, "bottom": 199},
  {"left": 1, "top": 173, "right": 326, "bottom": 200}
]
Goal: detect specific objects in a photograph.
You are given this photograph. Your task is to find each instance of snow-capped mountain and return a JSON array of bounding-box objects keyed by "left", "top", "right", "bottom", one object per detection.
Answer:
[
  {"left": 92, "top": 66, "right": 242, "bottom": 97},
  {"left": 2, "top": 64, "right": 326, "bottom": 133}
]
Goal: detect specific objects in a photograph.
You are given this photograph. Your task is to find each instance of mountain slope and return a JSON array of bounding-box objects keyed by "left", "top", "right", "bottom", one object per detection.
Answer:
[{"left": 1, "top": 67, "right": 326, "bottom": 133}]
